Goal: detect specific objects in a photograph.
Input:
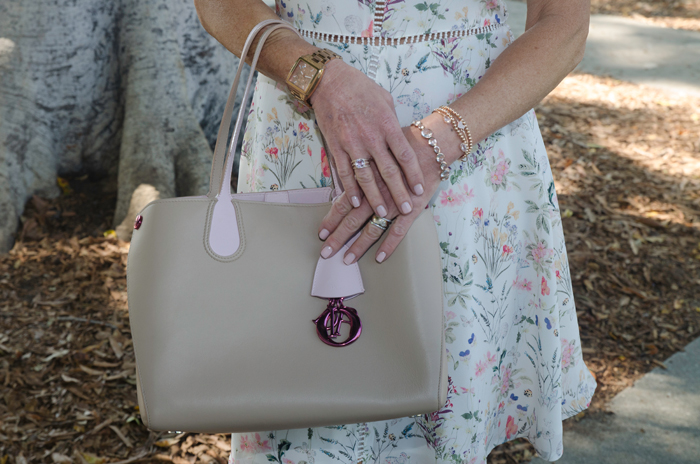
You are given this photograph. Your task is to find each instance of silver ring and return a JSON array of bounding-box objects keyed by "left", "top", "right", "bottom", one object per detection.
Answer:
[
  {"left": 369, "top": 215, "right": 393, "bottom": 231},
  {"left": 351, "top": 158, "right": 372, "bottom": 169}
]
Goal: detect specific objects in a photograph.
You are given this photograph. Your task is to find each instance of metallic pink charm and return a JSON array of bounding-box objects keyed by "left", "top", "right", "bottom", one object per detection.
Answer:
[
  {"left": 134, "top": 215, "right": 143, "bottom": 230},
  {"left": 313, "top": 298, "right": 362, "bottom": 347}
]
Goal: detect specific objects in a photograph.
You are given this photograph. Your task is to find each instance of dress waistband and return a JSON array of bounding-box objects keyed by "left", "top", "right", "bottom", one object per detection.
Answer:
[{"left": 294, "top": 20, "right": 509, "bottom": 47}]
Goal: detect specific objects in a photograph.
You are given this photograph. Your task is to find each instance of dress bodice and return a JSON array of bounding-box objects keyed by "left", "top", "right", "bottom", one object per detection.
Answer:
[{"left": 276, "top": 0, "right": 509, "bottom": 39}]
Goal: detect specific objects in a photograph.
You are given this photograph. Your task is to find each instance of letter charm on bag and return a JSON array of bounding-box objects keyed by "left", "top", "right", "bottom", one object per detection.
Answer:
[
  {"left": 126, "top": 18, "right": 447, "bottom": 434},
  {"left": 314, "top": 298, "right": 362, "bottom": 347}
]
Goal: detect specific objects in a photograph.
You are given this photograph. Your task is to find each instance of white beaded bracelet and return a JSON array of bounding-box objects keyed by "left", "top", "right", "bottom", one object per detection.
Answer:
[{"left": 411, "top": 120, "right": 451, "bottom": 181}]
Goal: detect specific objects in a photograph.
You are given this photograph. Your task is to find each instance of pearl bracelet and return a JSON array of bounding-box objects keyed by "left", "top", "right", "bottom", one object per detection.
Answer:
[
  {"left": 433, "top": 106, "right": 473, "bottom": 162},
  {"left": 411, "top": 120, "right": 451, "bottom": 181}
]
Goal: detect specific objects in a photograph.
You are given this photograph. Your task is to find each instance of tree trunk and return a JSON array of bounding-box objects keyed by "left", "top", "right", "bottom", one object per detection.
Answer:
[{"left": 0, "top": 0, "right": 253, "bottom": 251}]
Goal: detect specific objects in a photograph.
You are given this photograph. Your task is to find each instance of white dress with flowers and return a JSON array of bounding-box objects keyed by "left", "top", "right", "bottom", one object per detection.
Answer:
[{"left": 232, "top": 0, "right": 597, "bottom": 463}]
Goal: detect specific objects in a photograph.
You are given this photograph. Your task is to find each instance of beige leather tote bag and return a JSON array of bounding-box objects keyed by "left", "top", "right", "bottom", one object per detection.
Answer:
[{"left": 126, "top": 18, "right": 447, "bottom": 433}]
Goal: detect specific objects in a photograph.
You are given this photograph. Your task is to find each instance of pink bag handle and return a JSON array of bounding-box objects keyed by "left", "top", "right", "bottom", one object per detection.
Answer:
[{"left": 207, "top": 18, "right": 343, "bottom": 199}]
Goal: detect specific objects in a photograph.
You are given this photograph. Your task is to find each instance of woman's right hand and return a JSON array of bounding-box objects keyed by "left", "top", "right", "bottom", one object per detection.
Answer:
[{"left": 309, "top": 59, "right": 425, "bottom": 217}]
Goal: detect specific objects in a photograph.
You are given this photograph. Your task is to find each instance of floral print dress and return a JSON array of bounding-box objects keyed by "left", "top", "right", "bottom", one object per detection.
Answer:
[{"left": 232, "top": 0, "right": 596, "bottom": 463}]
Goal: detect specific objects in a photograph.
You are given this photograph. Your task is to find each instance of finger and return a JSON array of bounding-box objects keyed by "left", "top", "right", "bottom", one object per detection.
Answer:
[
  {"left": 331, "top": 145, "right": 363, "bottom": 208},
  {"left": 320, "top": 201, "right": 374, "bottom": 260},
  {"left": 386, "top": 125, "right": 425, "bottom": 196},
  {"left": 374, "top": 211, "right": 419, "bottom": 263},
  {"left": 352, "top": 158, "right": 389, "bottom": 218},
  {"left": 318, "top": 191, "right": 354, "bottom": 240},
  {"left": 369, "top": 144, "right": 414, "bottom": 216},
  {"left": 341, "top": 217, "right": 388, "bottom": 265}
]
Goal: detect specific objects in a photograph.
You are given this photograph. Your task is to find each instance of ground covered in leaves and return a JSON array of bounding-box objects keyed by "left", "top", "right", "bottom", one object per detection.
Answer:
[
  {"left": 590, "top": 0, "right": 700, "bottom": 31},
  {"left": 514, "top": 0, "right": 700, "bottom": 31},
  {"left": 1, "top": 72, "right": 699, "bottom": 463}
]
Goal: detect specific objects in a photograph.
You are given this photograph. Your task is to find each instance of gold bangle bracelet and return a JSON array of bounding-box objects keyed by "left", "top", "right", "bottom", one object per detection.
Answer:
[{"left": 433, "top": 106, "right": 474, "bottom": 161}]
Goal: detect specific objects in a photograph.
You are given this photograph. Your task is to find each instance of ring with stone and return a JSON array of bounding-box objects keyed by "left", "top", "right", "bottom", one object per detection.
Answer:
[
  {"left": 351, "top": 158, "right": 372, "bottom": 169},
  {"left": 369, "top": 215, "right": 393, "bottom": 231}
]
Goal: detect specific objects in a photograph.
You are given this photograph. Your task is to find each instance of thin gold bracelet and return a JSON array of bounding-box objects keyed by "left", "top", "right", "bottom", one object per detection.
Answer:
[{"left": 433, "top": 106, "right": 474, "bottom": 161}]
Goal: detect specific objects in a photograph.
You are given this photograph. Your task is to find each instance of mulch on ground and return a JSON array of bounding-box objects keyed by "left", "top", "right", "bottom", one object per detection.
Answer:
[
  {"left": 591, "top": 0, "right": 700, "bottom": 31},
  {"left": 1, "top": 72, "right": 699, "bottom": 463},
  {"left": 513, "top": 0, "right": 700, "bottom": 31}
]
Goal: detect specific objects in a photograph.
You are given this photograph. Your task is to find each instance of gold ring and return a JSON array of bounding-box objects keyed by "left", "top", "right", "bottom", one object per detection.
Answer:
[
  {"left": 351, "top": 158, "right": 372, "bottom": 169},
  {"left": 369, "top": 215, "right": 393, "bottom": 231}
]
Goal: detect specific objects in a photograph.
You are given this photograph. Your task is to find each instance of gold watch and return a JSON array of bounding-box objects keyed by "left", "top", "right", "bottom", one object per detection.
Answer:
[{"left": 285, "top": 49, "right": 343, "bottom": 107}]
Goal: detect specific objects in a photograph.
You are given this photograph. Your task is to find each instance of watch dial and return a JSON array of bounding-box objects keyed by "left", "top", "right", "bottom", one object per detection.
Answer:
[{"left": 289, "top": 62, "right": 318, "bottom": 91}]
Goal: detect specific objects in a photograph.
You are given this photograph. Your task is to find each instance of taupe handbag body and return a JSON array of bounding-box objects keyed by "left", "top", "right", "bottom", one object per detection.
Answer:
[{"left": 126, "top": 18, "right": 447, "bottom": 433}]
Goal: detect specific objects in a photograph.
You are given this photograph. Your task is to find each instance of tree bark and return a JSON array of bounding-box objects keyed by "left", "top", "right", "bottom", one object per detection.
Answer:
[{"left": 0, "top": 0, "right": 253, "bottom": 251}]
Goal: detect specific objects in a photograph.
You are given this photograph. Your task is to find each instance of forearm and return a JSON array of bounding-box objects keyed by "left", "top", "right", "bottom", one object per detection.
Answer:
[
  {"left": 425, "top": 1, "right": 590, "bottom": 165},
  {"left": 194, "top": 0, "right": 318, "bottom": 83}
]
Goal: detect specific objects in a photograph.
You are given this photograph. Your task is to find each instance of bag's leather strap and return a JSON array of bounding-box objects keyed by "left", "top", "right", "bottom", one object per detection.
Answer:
[
  {"left": 208, "top": 18, "right": 346, "bottom": 200},
  {"left": 207, "top": 19, "right": 302, "bottom": 199}
]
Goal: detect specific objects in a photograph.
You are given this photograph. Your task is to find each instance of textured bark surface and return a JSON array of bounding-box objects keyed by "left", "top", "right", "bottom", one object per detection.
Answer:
[{"left": 0, "top": 0, "right": 252, "bottom": 251}]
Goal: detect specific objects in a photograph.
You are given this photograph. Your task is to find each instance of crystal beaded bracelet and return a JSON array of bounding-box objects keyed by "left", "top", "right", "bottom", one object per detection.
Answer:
[
  {"left": 433, "top": 105, "right": 474, "bottom": 162},
  {"left": 411, "top": 120, "right": 451, "bottom": 181}
]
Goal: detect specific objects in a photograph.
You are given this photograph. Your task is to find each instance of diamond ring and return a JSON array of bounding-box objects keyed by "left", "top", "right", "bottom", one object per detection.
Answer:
[{"left": 351, "top": 158, "right": 372, "bottom": 169}]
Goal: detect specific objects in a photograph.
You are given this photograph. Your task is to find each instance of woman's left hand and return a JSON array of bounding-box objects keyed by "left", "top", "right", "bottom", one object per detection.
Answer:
[{"left": 318, "top": 113, "right": 460, "bottom": 264}]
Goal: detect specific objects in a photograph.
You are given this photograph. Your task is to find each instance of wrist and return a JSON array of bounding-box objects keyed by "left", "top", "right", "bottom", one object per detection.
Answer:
[
  {"left": 260, "top": 28, "right": 319, "bottom": 85},
  {"left": 307, "top": 57, "right": 344, "bottom": 108},
  {"left": 420, "top": 112, "right": 463, "bottom": 165}
]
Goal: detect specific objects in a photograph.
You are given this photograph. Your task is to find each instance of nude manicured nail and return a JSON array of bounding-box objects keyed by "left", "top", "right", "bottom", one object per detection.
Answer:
[
  {"left": 401, "top": 202, "right": 412, "bottom": 214},
  {"left": 414, "top": 184, "right": 424, "bottom": 195},
  {"left": 321, "top": 246, "right": 333, "bottom": 259},
  {"left": 319, "top": 229, "right": 330, "bottom": 240},
  {"left": 377, "top": 205, "right": 388, "bottom": 217},
  {"left": 351, "top": 196, "right": 361, "bottom": 208},
  {"left": 376, "top": 252, "right": 386, "bottom": 263},
  {"left": 343, "top": 253, "right": 356, "bottom": 265}
]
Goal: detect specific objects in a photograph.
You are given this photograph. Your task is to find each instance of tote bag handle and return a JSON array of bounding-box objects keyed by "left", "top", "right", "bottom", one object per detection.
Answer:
[{"left": 207, "top": 19, "right": 300, "bottom": 199}]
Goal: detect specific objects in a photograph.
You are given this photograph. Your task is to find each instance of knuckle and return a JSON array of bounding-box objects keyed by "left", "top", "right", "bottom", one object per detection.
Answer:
[
  {"left": 336, "top": 165, "right": 353, "bottom": 179},
  {"left": 395, "top": 147, "right": 415, "bottom": 164},
  {"left": 354, "top": 168, "right": 374, "bottom": 184},
  {"left": 366, "top": 223, "right": 384, "bottom": 240},
  {"left": 390, "top": 221, "right": 409, "bottom": 237},
  {"left": 380, "top": 163, "right": 400, "bottom": 179},
  {"left": 334, "top": 199, "right": 352, "bottom": 216},
  {"left": 381, "top": 90, "right": 394, "bottom": 106},
  {"left": 365, "top": 132, "right": 382, "bottom": 148},
  {"left": 343, "top": 214, "right": 362, "bottom": 231}
]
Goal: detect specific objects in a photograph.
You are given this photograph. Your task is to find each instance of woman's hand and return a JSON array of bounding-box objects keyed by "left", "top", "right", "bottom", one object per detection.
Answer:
[
  {"left": 310, "top": 60, "right": 426, "bottom": 218},
  {"left": 317, "top": 112, "right": 462, "bottom": 264}
]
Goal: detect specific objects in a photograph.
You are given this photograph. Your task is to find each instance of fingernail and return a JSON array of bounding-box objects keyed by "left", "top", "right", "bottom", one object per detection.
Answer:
[
  {"left": 376, "top": 251, "right": 386, "bottom": 263},
  {"left": 319, "top": 229, "right": 330, "bottom": 240},
  {"left": 377, "top": 205, "right": 388, "bottom": 217},
  {"left": 414, "top": 184, "right": 424, "bottom": 195},
  {"left": 401, "top": 202, "right": 412, "bottom": 214},
  {"left": 343, "top": 252, "right": 356, "bottom": 265},
  {"left": 321, "top": 246, "right": 333, "bottom": 259},
  {"left": 351, "top": 196, "right": 360, "bottom": 208}
]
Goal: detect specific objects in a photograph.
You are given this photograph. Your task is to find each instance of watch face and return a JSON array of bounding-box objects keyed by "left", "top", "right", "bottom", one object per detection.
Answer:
[{"left": 289, "top": 61, "right": 319, "bottom": 91}]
